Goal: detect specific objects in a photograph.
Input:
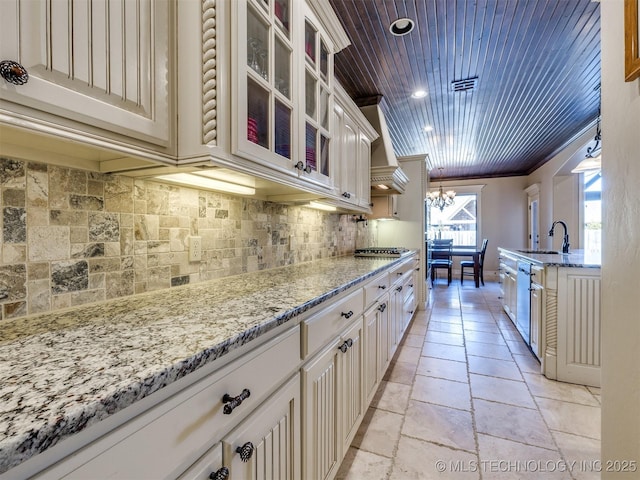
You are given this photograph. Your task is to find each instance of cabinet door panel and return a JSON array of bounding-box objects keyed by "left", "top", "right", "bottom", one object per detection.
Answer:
[
  {"left": 302, "top": 338, "right": 340, "bottom": 480},
  {"left": 223, "top": 374, "right": 300, "bottom": 480},
  {"left": 363, "top": 304, "right": 382, "bottom": 405},
  {"left": 339, "top": 112, "right": 359, "bottom": 202},
  {"left": 377, "top": 297, "right": 391, "bottom": 377},
  {"left": 530, "top": 283, "right": 543, "bottom": 360},
  {"left": 178, "top": 442, "right": 224, "bottom": 480},
  {"left": 339, "top": 318, "right": 363, "bottom": 453},
  {"left": 0, "top": 0, "right": 170, "bottom": 145}
]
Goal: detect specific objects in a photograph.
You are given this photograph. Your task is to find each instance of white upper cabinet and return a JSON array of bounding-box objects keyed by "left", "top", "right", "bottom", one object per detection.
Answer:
[
  {"left": 231, "top": 0, "right": 298, "bottom": 175},
  {"left": 298, "top": 9, "right": 334, "bottom": 190},
  {"left": 230, "top": 0, "right": 347, "bottom": 195},
  {"left": 0, "top": 0, "right": 375, "bottom": 208},
  {"left": 333, "top": 82, "right": 376, "bottom": 211},
  {"left": 0, "top": 0, "right": 171, "bottom": 148}
]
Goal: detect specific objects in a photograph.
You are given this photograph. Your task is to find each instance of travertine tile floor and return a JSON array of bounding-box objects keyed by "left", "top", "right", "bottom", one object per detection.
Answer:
[{"left": 336, "top": 280, "right": 601, "bottom": 480}]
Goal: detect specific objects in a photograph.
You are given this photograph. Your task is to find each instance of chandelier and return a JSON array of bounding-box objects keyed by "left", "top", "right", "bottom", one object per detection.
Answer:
[
  {"left": 573, "top": 84, "right": 602, "bottom": 173},
  {"left": 587, "top": 83, "right": 602, "bottom": 159},
  {"left": 426, "top": 169, "right": 456, "bottom": 211}
]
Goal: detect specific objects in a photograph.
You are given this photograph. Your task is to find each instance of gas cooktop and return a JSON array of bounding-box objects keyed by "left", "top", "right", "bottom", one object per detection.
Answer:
[{"left": 354, "top": 247, "right": 410, "bottom": 258}]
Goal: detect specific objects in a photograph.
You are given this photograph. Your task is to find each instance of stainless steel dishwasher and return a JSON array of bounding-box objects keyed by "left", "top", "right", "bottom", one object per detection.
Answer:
[{"left": 515, "top": 260, "right": 532, "bottom": 345}]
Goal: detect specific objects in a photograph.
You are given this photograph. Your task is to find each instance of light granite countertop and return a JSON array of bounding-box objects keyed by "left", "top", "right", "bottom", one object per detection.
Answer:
[
  {"left": 0, "top": 254, "right": 411, "bottom": 474},
  {"left": 498, "top": 247, "right": 601, "bottom": 268}
]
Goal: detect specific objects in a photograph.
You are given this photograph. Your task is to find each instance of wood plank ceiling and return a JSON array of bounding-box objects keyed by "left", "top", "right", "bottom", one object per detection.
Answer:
[{"left": 329, "top": 0, "right": 601, "bottom": 180}]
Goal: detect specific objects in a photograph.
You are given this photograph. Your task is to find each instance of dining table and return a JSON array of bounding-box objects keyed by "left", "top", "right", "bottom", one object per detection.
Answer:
[{"left": 451, "top": 246, "right": 482, "bottom": 288}]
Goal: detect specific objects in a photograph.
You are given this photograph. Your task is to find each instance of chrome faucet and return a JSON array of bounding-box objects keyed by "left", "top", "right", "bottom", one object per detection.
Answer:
[{"left": 549, "top": 221, "right": 570, "bottom": 254}]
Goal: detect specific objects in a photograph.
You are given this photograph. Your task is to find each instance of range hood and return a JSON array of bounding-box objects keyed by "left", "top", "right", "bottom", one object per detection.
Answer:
[{"left": 358, "top": 97, "right": 409, "bottom": 195}]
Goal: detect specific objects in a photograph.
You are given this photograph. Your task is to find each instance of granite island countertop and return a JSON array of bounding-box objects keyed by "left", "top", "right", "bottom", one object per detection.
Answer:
[
  {"left": 0, "top": 254, "right": 412, "bottom": 473},
  {"left": 498, "top": 247, "right": 601, "bottom": 268}
]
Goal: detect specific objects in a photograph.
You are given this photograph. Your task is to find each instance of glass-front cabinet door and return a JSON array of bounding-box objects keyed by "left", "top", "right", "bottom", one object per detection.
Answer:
[
  {"left": 300, "top": 14, "right": 334, "bottom": 189},
  {"left": 233, "top": 0, "right": 296, "bottom": 173}
]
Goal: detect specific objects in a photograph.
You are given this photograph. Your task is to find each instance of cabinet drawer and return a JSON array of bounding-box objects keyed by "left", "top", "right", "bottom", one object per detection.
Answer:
[
  {"left": 302, "top": 289, "right": 364, "bottom": 358},
  {"left": 60, "top": 327, "right": 301, "bottom": 480},
  {"left": 389, "top": 258, "right": 413, "bottom": 282},
  {"left": 401, "top": 273, "right": 414, "bottom": 304},
  {"left": 177, "top": 442, "right": 223, "bottom": 480},
  {"left": 531, "top": 265, "right": 544, "bottom": 286},
  {"left": 364, "top": 272, "right": 390, "bottom": 307}
]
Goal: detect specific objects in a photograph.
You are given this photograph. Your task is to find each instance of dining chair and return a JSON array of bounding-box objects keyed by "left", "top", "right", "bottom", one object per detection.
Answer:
[
  {"left": 428, "top": 239, "right": 453, "bottom": 285},
  {"left": 461, "top": 238, "right": 488, "bottom": 286}
]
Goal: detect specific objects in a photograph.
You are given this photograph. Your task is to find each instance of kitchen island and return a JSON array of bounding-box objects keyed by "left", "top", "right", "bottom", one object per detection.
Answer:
[
  {"left": 498, "top": 248, "right": 601, "bottom": 388},
  {"left": 0, "top": 253, "right": 419, "bottom": 479}
]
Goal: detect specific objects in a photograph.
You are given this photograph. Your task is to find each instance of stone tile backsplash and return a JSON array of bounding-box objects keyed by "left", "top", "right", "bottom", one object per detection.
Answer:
[{"left": 0, "top": 157, "right": 358, "bottom": 320}]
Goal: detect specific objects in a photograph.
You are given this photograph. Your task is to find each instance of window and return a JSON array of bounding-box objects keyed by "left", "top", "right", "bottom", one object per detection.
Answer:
[
  {"left": 427, "top": 192, "right": 478, "bottom": 247},
  {"left": 583, "top": 169, "right": 601, "bottom": 254}
]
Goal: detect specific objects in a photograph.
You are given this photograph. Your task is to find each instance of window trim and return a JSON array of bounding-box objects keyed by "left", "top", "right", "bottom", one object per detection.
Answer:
[{"left": 426, "top": 184, "right": 484, "bottom": 248}]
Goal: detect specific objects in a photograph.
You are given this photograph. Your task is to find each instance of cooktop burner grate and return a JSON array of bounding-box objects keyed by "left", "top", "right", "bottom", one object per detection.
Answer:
[{"left": 354, "top": 247, "right": 410, "bottom": 258}]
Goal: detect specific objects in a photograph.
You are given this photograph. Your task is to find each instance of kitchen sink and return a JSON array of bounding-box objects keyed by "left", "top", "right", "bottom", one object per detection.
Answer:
[{"left": 517, "top": 249, "right": 562, "bottom": 255}]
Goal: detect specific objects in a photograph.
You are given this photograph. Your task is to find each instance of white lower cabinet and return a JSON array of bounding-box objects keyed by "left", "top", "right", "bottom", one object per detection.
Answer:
[
  {"left": 178, "top": 443, "right": 225, "bottom": 480},
  {"left": 221, "top": 373, "right": 300, "bottom": 480},
  {"left": 499, "top": 252, "right": 518, "bottom": 323},
  {"left": 37, "top": 326, "right": 300, "bottom": 480},
  {"left": 22, "top": 255, "right": 419, "bottom": 480},
  {"left": 363, "top": 294, "right": 389, "bottom": 405},
  {"left": 301, "top": 317, "right": 363, "bottom": 480},
  {"left": 503, "top": 266, "right": 517, "bottom": 322},
  {"left": 529, "top": 281, "right": 543, "bottom": 360},
  {"left": 179, "top": 373, "right": 300, "bottom": 480}
]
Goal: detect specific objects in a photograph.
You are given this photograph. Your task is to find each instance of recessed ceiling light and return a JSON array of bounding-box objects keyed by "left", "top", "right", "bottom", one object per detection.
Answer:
[
  {"left": 389, "top": 17, "right": 415, "bottom": 36},
  {"left": 423, "top": 125, "right": 434, "bottom": 132},
  {"left": 411, "top": 89, "right": 427, "bottom": 99}
]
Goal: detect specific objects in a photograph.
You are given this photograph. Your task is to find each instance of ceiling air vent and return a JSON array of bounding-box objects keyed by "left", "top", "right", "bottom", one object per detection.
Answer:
[{"left": 451, "top": 76, "right": 478, "bottom": 93}]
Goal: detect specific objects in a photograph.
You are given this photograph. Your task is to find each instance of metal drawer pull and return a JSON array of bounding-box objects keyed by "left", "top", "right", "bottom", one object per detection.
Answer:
[
  {"left": 397, "top": 272, "right": 403, "bottom": 275},
  {"left": 341, "top": 310, "right": 354, "bottom": 319},
  {"left": 378, "top": 285, "right": 387, "bottom": 289},
  {"left": 342, "top": 192, "right": 351, "bottom": 198},
  {"left": 378, "top": 303, "right": 387, "bottom": 312},
  {"left": 222, "top": 388, "right": 251, "bottom": 414},
  {"left": 338, "top": 338, "right": 354, "bottom": 353},
  {"left": 209, "top": 467, "right": 229, "bottom": 480},
  {"left": 236, "top": 442, "right": 255, "bottom": 462},
  {"left": 396, "top": 286, "right": 403, "bottom": 292}
]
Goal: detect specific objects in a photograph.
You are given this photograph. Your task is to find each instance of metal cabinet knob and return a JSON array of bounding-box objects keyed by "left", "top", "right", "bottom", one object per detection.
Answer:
[
  {"left": 378, "top": 285, "right": 386, "bottom": 289},
  {"left": 236, "top": 442, "right": 254, "bottom": 462},
  {"left": 338, "top": 338, "right": 353, "bottom": 353},
  {"left": 209, "top": 467, "right": 229, "bottom": 480},
  {"left": 341, "top": 310, "right": 354, "bottom": 319},
  {"left": 294, "top": 161, "right": 312, "bottom": 173},
  {"left": 0, "top": 60, "right": 28, "bottom": 85}
]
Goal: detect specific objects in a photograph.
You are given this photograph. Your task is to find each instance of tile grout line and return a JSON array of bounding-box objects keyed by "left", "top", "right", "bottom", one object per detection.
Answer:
[{"left": 480, "top": 284, "right": 581, "bottom": 480}]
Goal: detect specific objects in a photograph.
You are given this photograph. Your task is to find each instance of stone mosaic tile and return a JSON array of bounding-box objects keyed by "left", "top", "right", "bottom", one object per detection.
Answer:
[
  {"left": 0, "top": 158, "right": 26, "bottom": 187},
  {"left": 1, "top": 158, "right": 358, "bottom": 320},
  {"left": 3, "top": 189, "right": 25, "bottom": 207},
  {"left": 51, "top": 260, "right": 89, "bottom": 294},
  {"left": 89, "top": 212, "right": 120, "bottom": 241},
  {"left": 3, "top": 207, "right": 26, "bottom": 243}
]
